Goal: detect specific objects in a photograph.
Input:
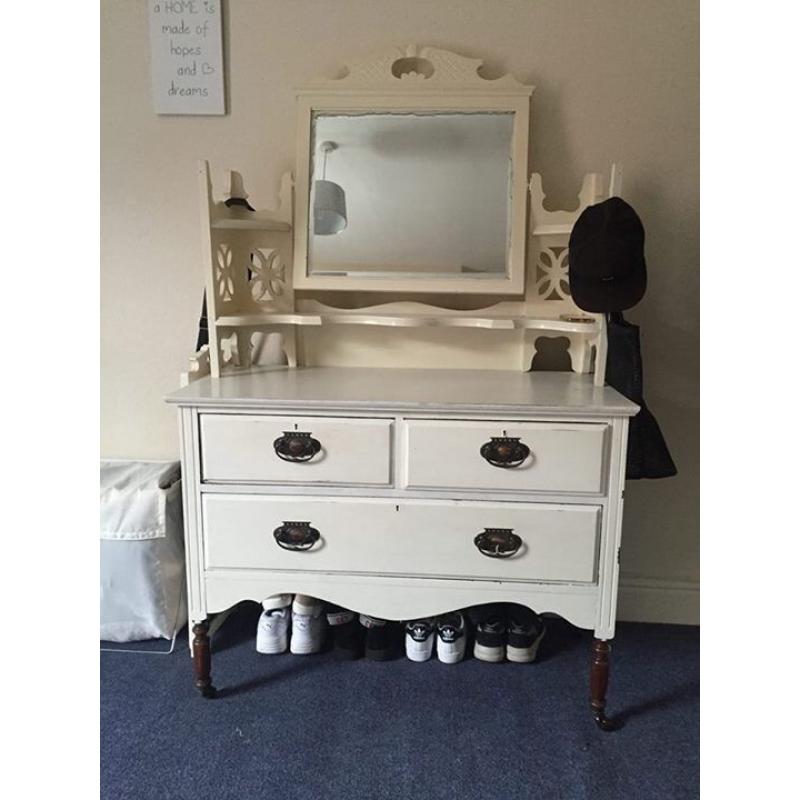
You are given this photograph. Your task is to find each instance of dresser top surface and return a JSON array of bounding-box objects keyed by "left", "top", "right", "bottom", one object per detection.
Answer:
[{"left": 167, "top": 367, "right": 638, "bottom": 417}]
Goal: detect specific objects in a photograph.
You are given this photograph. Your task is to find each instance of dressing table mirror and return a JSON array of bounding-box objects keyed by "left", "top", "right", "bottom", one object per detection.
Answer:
[
  {"left": 294, "top": 65, "right": 530, "bottom": 294},
  {"left": 168, "top": 45, "right": 638, "bottom": 731}
]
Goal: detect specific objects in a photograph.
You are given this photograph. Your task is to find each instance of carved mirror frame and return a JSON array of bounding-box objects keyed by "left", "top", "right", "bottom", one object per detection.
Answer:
[{"left": 293, "top": 46, "right": 534, "bottom": 295}]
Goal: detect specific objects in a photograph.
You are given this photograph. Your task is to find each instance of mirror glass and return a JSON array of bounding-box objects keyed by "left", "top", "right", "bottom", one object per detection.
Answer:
[{"left": 307, "top": 111, "right": 514, "bottom": 281}]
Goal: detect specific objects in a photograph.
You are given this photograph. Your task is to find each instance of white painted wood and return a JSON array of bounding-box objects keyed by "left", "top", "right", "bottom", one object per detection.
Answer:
[
  {"left": 215, "top": 313, "right": 322, "bottom": 327},
  {"left": 177, "top": 407, "right": 206, "bottom": 653},
  {"left": 593, "top": 314, "right": 608, "bottom": 387},
  {"left": 211, "top": 218, "right": 291, "bottom": 232},
  {"left": 199, "top": 480, "right": 613, "bottom": 506},
  {"left": 192, "top": 132, "right": 618, "bottom": 382},
  {"left": 529, "top": 172, "right": 602, "bottom": 235},
  {"left": 198, "top": 162, "right": 222, "bottom": 377},
  {"left": 180, "top": 345, "right": 211, "bottom": 387},
  {"left": 168, "top": 366, "right": 634, "bottom": 649},
  {"left": 402, "top": 419, "right": 607, "bottom": 494},
  {"left": 203, "top": 495, "right": 601, "bottom": 584},
  {"left": 172, "top": 43, "right": 638, "bottom": 661},
  {"left": 149, "top": 0, "right": 225, "bottom": 115},
  {"left": 525, "top": 164, "right": 623, "bottom": 385},
  {"left": 188, "top": 52, "right": 623, "bottom": 382},
  {"left": 200, "top": 414, "right": 393, "bottom": 486},
  {"left": 297, "top": 45, "right": 533, "bottom": 94},
  {"left": 204, "top": 571, "right": 599, "bottom": 628},
  {"left": 197, "top": 162, "right": 296, "bottom": 376},
  {"left": 166, "top": 368, "right": 639, "bottom": 417},
  {"left": 609, "top": 163, "right": 623, "bottom": 197},
  {"left": 594, "top": 416, "right": 630, "bottom": 638}
]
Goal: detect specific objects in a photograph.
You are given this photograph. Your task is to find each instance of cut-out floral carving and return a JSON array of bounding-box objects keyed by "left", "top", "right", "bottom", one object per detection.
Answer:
[
  {"left": 249, "top": 248, "right": 285, "bottom": 303},
  {"left": 391, "top": 56, "right": 434, "bottom": 80},
  {"left": 535, "top": 246, "right": 571, "bottom": 301},
  {"left": 214, "top": 243, "right": 234, "bottom": 302}
]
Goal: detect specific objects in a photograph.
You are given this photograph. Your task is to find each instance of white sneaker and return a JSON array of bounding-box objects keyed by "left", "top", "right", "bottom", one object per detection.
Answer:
[
  {"left": 405, "top": 618, "right": 436, "bottom": 662},
  {"left": 290, "top": 595, "right": 325, "bottom": 654},
  {"left": 256, "top": 606, "right": 290, "bottom": 654},
  {"left": 436, "top": 612, "right": 467, "bottom": 664}
]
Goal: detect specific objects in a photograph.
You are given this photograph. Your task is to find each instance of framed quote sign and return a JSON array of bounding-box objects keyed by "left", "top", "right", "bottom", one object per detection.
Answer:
[{"left": 148, "top": 0, "right": 226, "bottom": 115}]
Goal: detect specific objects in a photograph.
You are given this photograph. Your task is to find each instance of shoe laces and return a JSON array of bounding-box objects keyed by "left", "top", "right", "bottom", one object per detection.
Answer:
[
  {"left": 293, "top": 613, "right": 315, "bottom": 632},
  {"left": 261, "top": 609, "right": 287, "bottom": 629},
  {"left": 479, "top": 616, "right": 505, "bottom": 633},
  {"left": 508, "top": 611, "right": 541, "bottom": 636}
]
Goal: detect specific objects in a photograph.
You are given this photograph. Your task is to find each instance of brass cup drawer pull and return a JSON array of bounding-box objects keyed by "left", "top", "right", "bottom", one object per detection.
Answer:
[
  {"left": 273, "top": 431, "right": 322, "bottom": 463},
  {"left": 479, "top": 436, "right": 531, "bottom": 469},
  {"left": 474, "top": 527, "right": 523, "bottom": 559},
  {"left": 273, "top": 521, "right": 321, "bottom": 552}
]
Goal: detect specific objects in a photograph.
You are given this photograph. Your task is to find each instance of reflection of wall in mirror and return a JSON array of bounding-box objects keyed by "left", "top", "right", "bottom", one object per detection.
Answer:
[{"left": 309, "top": 112, "right": 513, "bottom": 277}]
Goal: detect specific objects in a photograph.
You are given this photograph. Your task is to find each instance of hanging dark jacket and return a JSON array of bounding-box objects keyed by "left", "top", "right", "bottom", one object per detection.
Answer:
[{"left": 605, "top": 312, "right": 677, "bottom": 480}]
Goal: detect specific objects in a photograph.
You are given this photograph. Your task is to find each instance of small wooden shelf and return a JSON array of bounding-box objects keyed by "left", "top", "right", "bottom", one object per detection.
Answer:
[
  {"left": 531, "top": 223, "right": 574, "bottom": 236},
  {"left": 211, "top": 217, "right": 291, "bottom": 232},
  {"left": 216, "top": 313, "right": 322, "bottom": 327},
  {"left": 214, "top": 311, "right": 601, "bottom": 334}
]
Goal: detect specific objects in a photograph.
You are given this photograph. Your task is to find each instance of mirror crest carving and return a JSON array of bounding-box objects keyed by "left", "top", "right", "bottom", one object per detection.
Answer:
[{"left": 314, "top": 44, "right": 530, "bottom": 90}]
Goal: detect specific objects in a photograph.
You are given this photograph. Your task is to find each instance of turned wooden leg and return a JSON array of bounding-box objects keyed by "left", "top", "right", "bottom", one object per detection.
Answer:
[
  {"left": 590, "top": 638, "right": 620, "bottom": 731},
  {"left": 192, "top": 621, "right": 216, "bottom": 699}
]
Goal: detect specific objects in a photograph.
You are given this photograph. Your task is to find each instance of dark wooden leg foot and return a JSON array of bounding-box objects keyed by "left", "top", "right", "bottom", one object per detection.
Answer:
[
  {"left": 590, "top": 637, "right": 621, "bottom": 731},
  {"left": 192, "top": 621, "right": 216, "bottom": 699}
]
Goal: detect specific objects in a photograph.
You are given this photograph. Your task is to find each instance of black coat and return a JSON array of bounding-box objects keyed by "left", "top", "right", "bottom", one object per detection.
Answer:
[{"left": 605, "top": 313, "right": 677, "bottom": 480}]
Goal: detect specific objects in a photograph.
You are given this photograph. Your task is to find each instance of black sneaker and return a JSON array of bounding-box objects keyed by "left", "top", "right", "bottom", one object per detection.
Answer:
[
  {"left": 361, "top": 615, "right": 399, "bottom": 661},
  {"left": 506, "top": 606, "right": 546, "bottom": 663},
  {"left": 325, "top": 604, "right": 363, "bottom": 660},
  {"left": 436, "top": 612, "right": 467, "bottom": 664},
  {"left": 405, "top": 618, "right": 436, "bottom": 662},
  {"left": 472, "top": 606, "right": 507, "bottom": 663}
]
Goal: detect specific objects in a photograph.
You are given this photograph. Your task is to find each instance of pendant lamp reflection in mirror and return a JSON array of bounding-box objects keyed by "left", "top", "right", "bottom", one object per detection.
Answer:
[{"left": 313, "top": 140, "right": 347, "bottom": 235}]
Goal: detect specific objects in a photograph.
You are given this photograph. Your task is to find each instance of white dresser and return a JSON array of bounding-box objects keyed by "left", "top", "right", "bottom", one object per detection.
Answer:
[
  {"left": 167, "top": 367, "right": 638, "bottom": 728},
  {"left": 169, "top": 45, "right": 644, "bottom": 729}
]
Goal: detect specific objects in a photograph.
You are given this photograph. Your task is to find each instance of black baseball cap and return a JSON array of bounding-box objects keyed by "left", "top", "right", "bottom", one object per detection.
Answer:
[{"left": 568, "top": 197, "right": 647, "bottom": 312}]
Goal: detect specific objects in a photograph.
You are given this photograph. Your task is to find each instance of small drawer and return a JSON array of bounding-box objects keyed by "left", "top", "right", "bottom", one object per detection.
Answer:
[
  {"left": 402, "top": 419, "right": 607, "bottom": 494},
  {"left": 202, "top": 495, "right": 601, "bottom": 584},
  {"left": 200, "top": 414, "right": 392, "bottom": 486}
]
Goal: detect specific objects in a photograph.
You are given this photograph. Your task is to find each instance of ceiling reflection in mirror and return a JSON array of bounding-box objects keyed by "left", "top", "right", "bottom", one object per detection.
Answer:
[{"left": 307, "top": 111, "right": 514, "bottom": 280}]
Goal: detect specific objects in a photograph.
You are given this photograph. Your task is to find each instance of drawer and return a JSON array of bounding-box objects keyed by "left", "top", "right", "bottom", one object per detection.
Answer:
[
  {"left": 202, "top": 495, "right": 601, "bottom": 584},
  {"left": 402, "top": 419, "right": 607, "bottom": 494},
  {"left": 200, "top": 414, "right": 392, "bottom": 486}
]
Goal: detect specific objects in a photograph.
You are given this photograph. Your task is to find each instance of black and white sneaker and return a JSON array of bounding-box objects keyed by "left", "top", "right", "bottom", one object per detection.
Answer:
[
  {"left": 405, "top": 618, "right": 436, "bottom": 662},
  {"left": 506, "top": 606, "right": 546, "bottom": 663},
  {"left": 361, "top": 615, "right": 399, "bottom": 661},
  {"left": 473, "top": 607, "right": 507, "bottom": 663},
  {"left": 436, "top": 612, "right": 467, "bottom": 664},
  {"left": 326, "top": 604, "right": 363, "bottom": 660}
]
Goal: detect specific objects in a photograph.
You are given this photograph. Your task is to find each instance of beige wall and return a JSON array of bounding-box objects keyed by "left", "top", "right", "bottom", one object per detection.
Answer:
[{"left": 101, "top": 0, "right": 699, "bottom": 620}]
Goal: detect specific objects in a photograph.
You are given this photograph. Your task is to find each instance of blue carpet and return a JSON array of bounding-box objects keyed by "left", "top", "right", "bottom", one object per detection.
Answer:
[{"left": 101, "top": 603, "right": 698, "bottom": 800}]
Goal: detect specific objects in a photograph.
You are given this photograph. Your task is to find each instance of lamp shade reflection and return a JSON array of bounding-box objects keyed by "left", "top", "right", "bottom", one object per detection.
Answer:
[{"left": 313, "top": 179, "right": 348, "bottom": 235}]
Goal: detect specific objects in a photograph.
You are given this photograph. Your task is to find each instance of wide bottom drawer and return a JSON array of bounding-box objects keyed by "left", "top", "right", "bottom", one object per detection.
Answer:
[{"left": 202, "top": 495, "right": 601, "bottom": 584}]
